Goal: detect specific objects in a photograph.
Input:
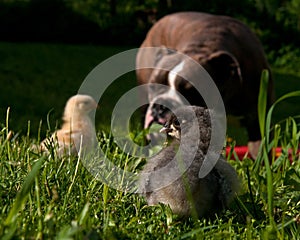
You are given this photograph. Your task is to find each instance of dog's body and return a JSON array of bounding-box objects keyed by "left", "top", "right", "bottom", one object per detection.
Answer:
[{"left": 136, "top": 12, "right": 274, "bottom": 157}]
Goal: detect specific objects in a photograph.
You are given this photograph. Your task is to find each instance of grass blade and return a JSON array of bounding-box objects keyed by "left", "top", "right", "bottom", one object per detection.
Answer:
[
  {"left": 258, "top": 70, "right": 269, "bottom": 140},
  {"left": 257, "top": 71, "right": 300, "bottom": 235},
  {"left": 266, "top": 91, "right": 300, "bottom": 151},
  {"left": 78, "top": 202, "right": 90, "bottom": 225},
  {"left": 4, "top": 157, "right": 45, "bottom": 225},
  {"left": 257, "top": 70, "right": 275, "bottom": 231}
]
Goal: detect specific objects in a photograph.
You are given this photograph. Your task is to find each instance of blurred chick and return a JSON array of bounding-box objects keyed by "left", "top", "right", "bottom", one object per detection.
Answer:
[
  {"left": 139, "top": 106, "right": 239, "bottom": 218},
  {"left": 41, "top": 94, "right": 98, "bottom": 157}
]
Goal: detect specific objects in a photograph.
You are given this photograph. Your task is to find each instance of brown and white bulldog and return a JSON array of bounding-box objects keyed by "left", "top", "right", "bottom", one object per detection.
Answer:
[{"left": 136, "top": 12, "right": 274, "bottom": 158}]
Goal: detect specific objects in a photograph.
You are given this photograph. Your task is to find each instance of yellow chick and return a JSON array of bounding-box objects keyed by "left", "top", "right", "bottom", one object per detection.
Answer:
[{"left": 41, "top": 94, "right": 98, "bottom": 157}]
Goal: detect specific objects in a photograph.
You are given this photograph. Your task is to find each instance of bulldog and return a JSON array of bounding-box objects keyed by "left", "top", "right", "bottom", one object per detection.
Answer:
[{"left": 136, "top": 12, "right": 274, "bottom": 158}]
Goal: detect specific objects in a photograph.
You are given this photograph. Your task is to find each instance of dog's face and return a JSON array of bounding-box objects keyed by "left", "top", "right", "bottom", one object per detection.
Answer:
[
  {"left": 144, "top": 59, "right": 199, "bottom": 129},
  {"left": 144, "top": 56, "right": 205, "bottom": 129},
  {"left": 143, "top": 50, "right": 242, "bottom": 129}
]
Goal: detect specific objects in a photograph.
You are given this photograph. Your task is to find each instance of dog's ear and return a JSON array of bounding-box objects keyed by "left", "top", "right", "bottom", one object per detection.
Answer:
[{"left": 206, "top": 51, "right": 242, "bottom": 84}]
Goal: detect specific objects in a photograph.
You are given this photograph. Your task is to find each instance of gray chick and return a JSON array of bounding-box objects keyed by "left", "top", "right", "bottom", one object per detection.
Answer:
[{"left": 139, "top": 106, "right": 239, "bottom": 218}]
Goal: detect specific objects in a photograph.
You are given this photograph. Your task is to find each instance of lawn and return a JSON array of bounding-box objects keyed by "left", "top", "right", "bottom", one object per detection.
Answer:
[
  {"left": 0, "top": 42, "right": 300, "bottom": 142},
  {"left": 0, "top": 42, "right": 300, "bottom": 239},
  {"left": 0, "top": 42, "right": 135, "bottom": 137}
]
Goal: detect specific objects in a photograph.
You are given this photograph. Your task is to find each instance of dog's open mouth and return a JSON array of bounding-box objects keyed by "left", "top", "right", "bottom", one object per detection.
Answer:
[{"left": 144, "top": 104, "right": 172, "bottom": 129}]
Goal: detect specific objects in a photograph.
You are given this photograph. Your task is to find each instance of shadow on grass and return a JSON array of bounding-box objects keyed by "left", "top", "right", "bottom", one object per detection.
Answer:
[{"left": 0, "top": 42, "right": 299, "bottom": 146}]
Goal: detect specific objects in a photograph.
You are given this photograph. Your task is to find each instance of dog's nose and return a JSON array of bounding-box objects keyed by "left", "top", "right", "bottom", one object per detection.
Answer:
[{"left": 151, "top": 103, "right": 168, "bottom": 119}]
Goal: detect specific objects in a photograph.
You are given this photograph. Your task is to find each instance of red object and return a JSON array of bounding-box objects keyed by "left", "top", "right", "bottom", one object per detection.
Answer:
[{"left": 225, "top": 146, "right": 300, "bottom": 160}]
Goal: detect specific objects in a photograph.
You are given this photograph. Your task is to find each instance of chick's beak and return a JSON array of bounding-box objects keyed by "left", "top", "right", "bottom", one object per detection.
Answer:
[{"left": 159, "top": 126, "right": 171, "bottom": 133}]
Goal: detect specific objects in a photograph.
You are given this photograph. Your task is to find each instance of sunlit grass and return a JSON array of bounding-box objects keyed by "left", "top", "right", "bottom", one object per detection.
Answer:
[
  {"left": 0, "top": 42, "right": 300, "bottom": 239},
  {"left": 1, "top": 42, "right": 300, "bottom": 143},
  {"left": 1, "top": 88, "right": 300, "bottom": 239}
]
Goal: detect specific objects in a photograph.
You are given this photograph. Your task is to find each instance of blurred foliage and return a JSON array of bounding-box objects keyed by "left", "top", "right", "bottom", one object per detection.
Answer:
[
  {"left": 269, "top": 46, "right": 300, "bottom": 75},
  {"left": 0, "top": 0, "right": 299, "bottom": 47}
]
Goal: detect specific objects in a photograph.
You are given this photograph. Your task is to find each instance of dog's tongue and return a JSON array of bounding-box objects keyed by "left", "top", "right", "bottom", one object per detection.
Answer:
[
  {"left": 144, "top": 110, "right": 168, "bottom": 128},
  {"left": 144, "top": 110, "right": 155, "bottom": 128}
]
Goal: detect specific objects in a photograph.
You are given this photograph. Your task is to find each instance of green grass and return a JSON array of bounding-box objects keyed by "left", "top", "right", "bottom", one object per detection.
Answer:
[
  {"left": 0, "top": 41, "right": 300, "bottom": 143},
  {"left": 0, "top": 95, "right": 300, "bottom": 239},
  {"left": 0, "top": 42, "right": 136, "bottom": 138},
  {"left": 0, "top": 42, "right": 300, "bottom": 239}
]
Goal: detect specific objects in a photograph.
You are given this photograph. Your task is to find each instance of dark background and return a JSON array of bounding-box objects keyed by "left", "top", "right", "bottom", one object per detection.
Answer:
[{"left": 1, "top": 0, "right": 300, "bottom": 49}]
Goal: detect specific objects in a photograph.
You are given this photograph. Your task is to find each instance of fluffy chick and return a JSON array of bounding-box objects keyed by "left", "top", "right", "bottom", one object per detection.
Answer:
[
  {"left": 139, "top": 106, "right": 239, "bottom": 218},
  {"left": 41, "top": 94, "right": 98, "bottom": 157}
]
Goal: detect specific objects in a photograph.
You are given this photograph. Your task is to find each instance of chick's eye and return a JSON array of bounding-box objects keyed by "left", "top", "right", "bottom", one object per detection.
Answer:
[{"left": 173, "top": 119, "right": 180, "bottom": 127}]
